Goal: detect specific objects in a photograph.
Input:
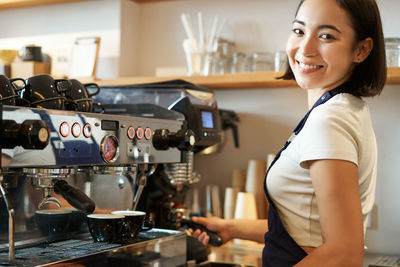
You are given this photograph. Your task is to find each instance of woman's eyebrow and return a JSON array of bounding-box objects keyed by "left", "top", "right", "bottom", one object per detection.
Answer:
[
  {"left": 318, "top": 24, "right": 342, "bottom": 33},
  {"left": 292, "top": 19, "right": 342, "bottom": 33}
]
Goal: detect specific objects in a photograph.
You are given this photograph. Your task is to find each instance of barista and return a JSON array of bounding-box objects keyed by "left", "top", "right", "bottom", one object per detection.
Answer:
[{"left": 190, "top": 0, "right": 385, "bottom": 266}]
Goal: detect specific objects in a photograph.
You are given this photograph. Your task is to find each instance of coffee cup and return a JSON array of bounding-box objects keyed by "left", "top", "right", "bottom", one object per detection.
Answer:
[
  {"left": 87, "top": 214, "right": 125, "bottom": 242},
  {"left": 35, "top": 208, "right": 72, "bottom": 236},
  {"left": 0, "top": 75, "right": 26, "bottom": 106},
  {"left": 24, "top": 74, "right": 70, "bottom": 110},
  {"left": 61, "top": 207, "right": 87, "bottom": 233},
  {"left": 111, "top": 210, "right": 148, "bottom": 238},
  {"left": 64, "top": 79, "right": 101, "bottom": 112}
]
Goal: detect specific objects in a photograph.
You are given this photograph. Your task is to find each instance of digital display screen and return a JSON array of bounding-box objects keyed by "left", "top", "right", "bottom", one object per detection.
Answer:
[
  {"left": 101, "top": 120, "right": 119, "bottom": 131},
  {"left": 201, "top": 111, "right": 214, "bottom": 129}
]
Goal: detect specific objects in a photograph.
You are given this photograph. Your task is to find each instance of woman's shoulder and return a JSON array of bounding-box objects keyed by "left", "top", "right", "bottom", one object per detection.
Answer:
[
  {"left": 311, "top": 93, "right": 369, "bottom": 122},
  {"left": 304, "top": 93, "right": 372, "bottom": 138}
]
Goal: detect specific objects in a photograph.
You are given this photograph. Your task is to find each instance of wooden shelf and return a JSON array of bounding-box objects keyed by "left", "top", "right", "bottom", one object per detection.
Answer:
[
  {"left": 0, "top": 0, "right": 178, "bottom": 10},
  {"left": 92, "top": 67, "right": 400, "bottom": 90},
  {"left": 0, "top": 0, "right": 89, "bottom": 10},
  {"left": 94, "top": 71, "right": 297, "bottom": 89}
]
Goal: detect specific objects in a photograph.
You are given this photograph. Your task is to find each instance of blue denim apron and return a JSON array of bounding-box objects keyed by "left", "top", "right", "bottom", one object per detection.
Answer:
[{"left": 262, "top": 82, "right": 355, "bottom": 267}]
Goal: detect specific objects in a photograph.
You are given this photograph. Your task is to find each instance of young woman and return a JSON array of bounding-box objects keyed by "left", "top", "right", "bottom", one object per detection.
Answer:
[{"left": 190, "top": 0, "right": 386, "bottom": 266}]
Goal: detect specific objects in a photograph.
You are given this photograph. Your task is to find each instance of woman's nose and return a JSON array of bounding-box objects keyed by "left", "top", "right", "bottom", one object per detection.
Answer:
[{"left": 299, "top": 36, "right": 318, "bottom": 57}]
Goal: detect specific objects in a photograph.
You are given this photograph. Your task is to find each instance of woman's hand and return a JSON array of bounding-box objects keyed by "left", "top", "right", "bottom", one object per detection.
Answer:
[{"left": 189, "top": 216, "right": 231, "bottom": 246}]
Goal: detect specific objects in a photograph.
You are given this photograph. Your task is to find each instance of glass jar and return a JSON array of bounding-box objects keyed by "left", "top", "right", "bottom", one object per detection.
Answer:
[
  {"left": 213, "top": 39, "right": 235, "bottom": 75},
  {"left": 274, "top": 51, "right": 287, "bottom": 72},
  {"left": 251, "top": 52, "right": 273, "bottom": 72},
  {"left": 230, "top": 52, "right": 248, "bottom": 73},
  {"left": 385, "top": 38, "right": 400, "bottom": 67}
]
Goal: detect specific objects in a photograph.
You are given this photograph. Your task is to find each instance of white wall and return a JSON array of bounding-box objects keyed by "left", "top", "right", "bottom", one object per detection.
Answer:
[
  {"left": 0, "top": 0, "right": 398, "bottom": 255},
  {"left": 0, "top": 0, "right": 122, "bottom": 79}
]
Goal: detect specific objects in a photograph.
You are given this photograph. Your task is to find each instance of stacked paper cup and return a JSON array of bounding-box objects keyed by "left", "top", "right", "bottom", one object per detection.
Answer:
[
  {"left": 245, "top": 160, "right": 267, "bottom": 219},
  {"left": 233, "top": 191, "right": 258, "bottom": 245},
  {"left": 224, "top": 169, "right": 246, "bottom": 220},
  {"left": 224, "top": 187, "right": 236, "bottom": 219},
  {"left": 234, "top": 192, "right": 258, "bottom": 219},
  {"left": 232, "top": 169, "right": 246, "bottom": 192}
]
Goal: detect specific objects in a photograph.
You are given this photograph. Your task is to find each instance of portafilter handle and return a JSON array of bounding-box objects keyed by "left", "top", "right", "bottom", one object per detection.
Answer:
[{"left": 53, "top": 180, "right": 95, "bottom": 214}]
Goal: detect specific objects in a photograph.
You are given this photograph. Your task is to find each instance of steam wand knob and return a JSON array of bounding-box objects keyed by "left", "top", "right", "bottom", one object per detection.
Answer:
[
  {"left": 152, "top": 129, "right": 196, "bottom": 151},
  {"left": 0, "top": 119, "right": 49, "bottom": 149}
]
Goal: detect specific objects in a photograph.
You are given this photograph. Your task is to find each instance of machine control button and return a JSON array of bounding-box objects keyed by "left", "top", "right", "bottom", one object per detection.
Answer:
[
  {"left": 83, "top": 124, "right": 92, "bottom": 138},
  {"left": 71, "top": 123, "right": 81, "bottom": 138},
  {"left": 60, "top": 122, "right": 70, "bottom": 137},
  {"left": 136, "top": 127, "right": 144, "bottom": 140},
  {"left": 127, "top": 126, "right": 135, "bottom": 139},
  {"left": 144, "top": 127, "right": 152, "bottom": 140}
]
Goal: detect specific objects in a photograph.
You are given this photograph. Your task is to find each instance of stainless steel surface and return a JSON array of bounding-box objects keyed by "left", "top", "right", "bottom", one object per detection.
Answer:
[
  {"left": 0, "top": 229, "right": 186, "bottom": 267},
  {"left": 2, "top": 105, "right": 183, "bottom": 167}
]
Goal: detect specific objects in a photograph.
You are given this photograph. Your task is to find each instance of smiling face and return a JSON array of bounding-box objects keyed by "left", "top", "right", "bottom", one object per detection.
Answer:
[{"left": 286, "top": 0, "right": 361, "bottom": 91}]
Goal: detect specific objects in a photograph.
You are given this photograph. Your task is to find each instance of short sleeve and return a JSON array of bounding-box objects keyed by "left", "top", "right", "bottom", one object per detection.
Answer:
[{"left": 297, "top": 104, "right": 359, "bottom": 169}]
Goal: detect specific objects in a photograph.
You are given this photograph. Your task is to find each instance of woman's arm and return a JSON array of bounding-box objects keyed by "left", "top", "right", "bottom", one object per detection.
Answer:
[
  {"left": 191, "top": 216, "right": 267, "bottom": 245},
  {"left": 295, "top": 159, "right": 364, "bottom": 267}
]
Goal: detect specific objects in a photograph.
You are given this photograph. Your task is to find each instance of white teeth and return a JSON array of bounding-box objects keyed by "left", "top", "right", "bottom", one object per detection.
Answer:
[{"left": 299, "top": 62, "right": 321, "bottom": 69}]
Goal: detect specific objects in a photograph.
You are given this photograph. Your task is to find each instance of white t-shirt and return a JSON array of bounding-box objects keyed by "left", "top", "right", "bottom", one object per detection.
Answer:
[{"left": 266, "top": 93, "right": 377, "bottom": 247}]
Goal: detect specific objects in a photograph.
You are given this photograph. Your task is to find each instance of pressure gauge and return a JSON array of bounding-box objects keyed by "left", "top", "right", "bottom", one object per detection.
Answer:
[{"left": 100, "top": 135, "right": 119, "bottom": 163}]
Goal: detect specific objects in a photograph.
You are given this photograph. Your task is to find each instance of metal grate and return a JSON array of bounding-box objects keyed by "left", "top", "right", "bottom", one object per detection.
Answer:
[{"left": 0, "top": 229, "right": 180, "bottom": 267}]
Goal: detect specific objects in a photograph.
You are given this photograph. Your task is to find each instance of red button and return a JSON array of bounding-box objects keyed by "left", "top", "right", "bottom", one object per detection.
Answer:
[
  {"left": 59, "top": 122, "right": 70, "bottom": 137},
  {"left": 72, "top": 123, "right": 81, "bottom": 138},
  {"left": 145, "top": 128, "right": 152, "bottom": 140},
  {"left": 127, "top": 126, "right": 135, "bottom": 139},
  {"left": 136, "top": 127, "right": 144, "bottom": 140},
  {"left": 83, "top": 124, "right": 92, "bottom": 138}
]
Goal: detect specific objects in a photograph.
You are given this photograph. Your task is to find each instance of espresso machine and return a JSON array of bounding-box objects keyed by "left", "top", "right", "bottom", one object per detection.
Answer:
[
  {"left": 0, "top": 75, "right": 195, "bottom": 266},
  {"left": 94, "top": 80, "right": 237, "bottom": 263},
  {"left": 94, "top": 80, "right": 222, "bottom": 227}
]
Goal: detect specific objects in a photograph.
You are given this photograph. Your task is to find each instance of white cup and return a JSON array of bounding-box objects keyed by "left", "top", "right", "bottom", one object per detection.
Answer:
[
  {"left": 245, "top": 160, "right": 267, "bottom": 219},
  {"left": 233, "top": 192, "right": 259, "bottom": 245},
  {"left": 224, "top": 187, "right": 238, "bottom": 220},
  {"left": 234, "top": 192, "right": 258, "bottom": 220}
]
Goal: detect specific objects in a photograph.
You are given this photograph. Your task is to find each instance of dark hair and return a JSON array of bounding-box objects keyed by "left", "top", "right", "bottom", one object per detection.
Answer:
[{"left": 279, "top": 0, "right": 386, "bottom": 97}]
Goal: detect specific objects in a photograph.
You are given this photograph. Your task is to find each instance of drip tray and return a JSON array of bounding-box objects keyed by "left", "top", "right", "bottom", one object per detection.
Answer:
[{"left": 0, "top": 229, "right": 185, "bottom": 267}]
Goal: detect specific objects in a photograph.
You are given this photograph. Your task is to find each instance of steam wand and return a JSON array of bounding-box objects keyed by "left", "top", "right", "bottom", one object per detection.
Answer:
[
  {"left": 38, "top": 188, "right": 61, "bottom": 210},
  {"left": 131, "top": 164, "right": 149, "bottom": 211},
  {"left": 0, "top": 172, "right": 15, "bottom": 262}
]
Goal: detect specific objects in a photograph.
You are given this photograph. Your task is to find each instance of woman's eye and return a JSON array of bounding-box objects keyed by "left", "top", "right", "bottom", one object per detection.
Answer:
[
  {"left": 320, "top": 33, "right": 336, "bottom": 40},
  {"left": 292, "top": 28, "right": 304, "bottom": 35}
]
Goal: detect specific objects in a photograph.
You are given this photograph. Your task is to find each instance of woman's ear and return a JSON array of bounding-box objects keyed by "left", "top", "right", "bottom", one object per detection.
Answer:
[{"left": 353, "top": 37, "right": 373, "bottom": 63}]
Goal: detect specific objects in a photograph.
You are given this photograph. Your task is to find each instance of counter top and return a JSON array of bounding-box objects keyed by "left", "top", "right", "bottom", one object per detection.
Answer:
[
  {"left": 208, "top": 241, "right": 263, "bottom": 267},
  {"left": 208, "top": 243, "right": 397, "bottom": 267}
]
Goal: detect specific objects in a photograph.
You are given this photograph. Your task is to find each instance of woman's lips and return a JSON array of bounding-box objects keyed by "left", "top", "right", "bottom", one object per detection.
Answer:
[{"left": 297, "top": 60, "right": 323, "bottom": 73}]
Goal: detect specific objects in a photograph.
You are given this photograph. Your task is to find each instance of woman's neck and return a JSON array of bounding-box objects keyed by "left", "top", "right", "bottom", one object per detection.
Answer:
[{"left": 307, "top": 88, "right": 328, "bottom": 109}]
